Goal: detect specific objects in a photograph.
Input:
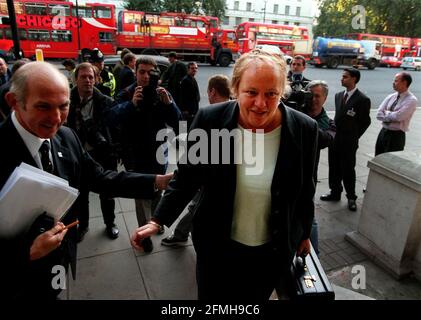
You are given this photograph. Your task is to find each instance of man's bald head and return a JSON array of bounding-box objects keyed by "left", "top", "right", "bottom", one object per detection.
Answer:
[{"left": 10, "top": 61, "right": 69, "bottom": 105}]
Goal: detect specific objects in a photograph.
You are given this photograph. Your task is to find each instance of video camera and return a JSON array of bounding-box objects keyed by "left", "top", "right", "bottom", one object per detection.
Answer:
[
  {"left": 139, "top": 68, "right": 161, "bottom": 106},
  {"left": 285, "top": 79, "right": 313, "bottom": 112}
]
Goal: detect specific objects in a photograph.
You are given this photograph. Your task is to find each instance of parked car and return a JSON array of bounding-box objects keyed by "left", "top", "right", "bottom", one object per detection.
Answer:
[
  {"left": 401, "top": 57, "right": 421, "bottom": 71},
  {"left": 104, "top": 54, "right": 170, "bottom": 74},
  {"left": 379, "top": 56, "right": 402, "bottom": 68},
  {"left": 255, "top": 44, "right": 293, "bottom": 65}
]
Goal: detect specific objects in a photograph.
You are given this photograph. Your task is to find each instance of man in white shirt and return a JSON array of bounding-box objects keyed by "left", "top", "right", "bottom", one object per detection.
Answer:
[{"left": 375, "top": 72, "right": 418, "bottom": 156}]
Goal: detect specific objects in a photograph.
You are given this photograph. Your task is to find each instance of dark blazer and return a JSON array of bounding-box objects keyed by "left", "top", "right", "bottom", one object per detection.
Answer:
[
  {"left": 179, "top": 74, "right": 200, "bottom": 116},
  {"left": 67, "top": 87, "right": 118, "bottom": 153},
  {"left": 334, "top": 89, "right": 371, "bottom": 146},
  {"left": 118, "top": 65, "right": 136, "bottom": 94},
  {"left": 0, "top": 117, "right": 156, "bottom": 299},
  {"left": 154, "top": 101, "right": 318, "bottom": 264},
  {"left": 111, "top": 83, "right": 182, "bottom": 173}
]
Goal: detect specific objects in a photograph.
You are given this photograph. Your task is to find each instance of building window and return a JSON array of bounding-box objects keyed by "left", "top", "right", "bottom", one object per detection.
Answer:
[
  {"left": 272, "top": 20, "right": 277, "bottom": 24},
  {"left": 246, "top": 2, "right": 252, "bottom": 11},
  {"left": 273, "top": 4, "right": 278, "bottom": 14},
  {"left": 284, "top": 21, "right": 289, "bottom": 25},
  {"left": 294, "top": 22, "right": 300, "bottom": 26},
  {"left": 223, "top": 16, "right": 229, "bottom": 25},
  {"left": 285, "top": 5, "right": 290, "bottom": 15},
  {"left": 234, "top": 1, "right": 239, "bottom": 10},
  {"left": 235, "top": 17, "right": 242, "bottom": 25},
  {"left": 296, "top": 7, "right": 301, "bottom": 16},
  {"left": 249, "top": 18, "right": 254, "bottom": 22}
]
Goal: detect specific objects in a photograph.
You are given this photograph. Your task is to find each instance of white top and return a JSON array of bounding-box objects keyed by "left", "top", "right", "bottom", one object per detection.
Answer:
[
  {"left": 376, "top": 90, "right": 418, "bottom": 132},
  {"left": 12, "top": 111, "right": 50, "bottom": 170},
  {"left": 231, "top": 125, "right": 281, "bottom": 246}
]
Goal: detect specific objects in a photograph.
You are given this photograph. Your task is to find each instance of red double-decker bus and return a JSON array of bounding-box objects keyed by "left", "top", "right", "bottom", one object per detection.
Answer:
[
  {"left": 116, "top": 10, "right": 235, "bottom": 66},
  {"left": 236, "top": 22, "right": 311, "bottom": 58},
  {"left": 346, "top": 33, "right": 412, "bottom": 58},
  {"left": 0, "top": 0, "right": 116, "bottom": 60}
]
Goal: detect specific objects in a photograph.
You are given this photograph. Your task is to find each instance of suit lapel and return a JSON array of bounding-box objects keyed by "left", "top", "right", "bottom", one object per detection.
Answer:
[{"left": 272, "top": 105, "right": 301, "bottom": 195}]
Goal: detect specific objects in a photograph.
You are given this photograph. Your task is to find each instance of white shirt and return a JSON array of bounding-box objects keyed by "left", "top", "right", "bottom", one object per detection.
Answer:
[
  {"left": 231, "top": 125, "right": 281, "bottom": 246},
  {"left": 376, "top": 90, "right": 418, "bottom": 132},
  {"left": 343, "top": 87, "right": 357, "bottom": 104},
  {"left": 11, "top": 111, "right": 51, "bottom": 170}
]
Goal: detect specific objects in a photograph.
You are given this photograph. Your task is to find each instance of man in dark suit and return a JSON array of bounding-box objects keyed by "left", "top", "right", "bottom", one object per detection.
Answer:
[
  {"left": 67, "top": 62, "right": 121, "bottom": 241},
  {"left": 179, "top": 62, "right": 200, "bottom": 128},
  {"left": 160, "top": 51, "right": 187, "bottom": 105},
  {"left": 320, "top": 68, "right": 371, "bottom": 211},
  {"left": 0, "top": 61, "right": 172, "bottom": 299}
]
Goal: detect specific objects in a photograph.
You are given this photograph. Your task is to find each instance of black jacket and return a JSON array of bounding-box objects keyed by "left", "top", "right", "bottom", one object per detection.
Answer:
[
  {"left": 179, "top": 74, "right": 200, "bottom": 116},
  {"left": 154, "top": 101, "right": 318, "bottom": 264},
  {"left": 67, "top": 87, "right": 119, "bottom": 157},
  {"left": 334, "top": 89, "right": 371, "bottom": 146},
  {"left": 0, "top": 117, "right": 156, "bottom": 299},
  {"left": 111, "top": 83, "right": 182, "bottom": 173}
]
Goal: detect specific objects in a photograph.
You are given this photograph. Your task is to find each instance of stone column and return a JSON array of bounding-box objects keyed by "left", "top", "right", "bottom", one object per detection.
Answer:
[{"left": 346, "top": 151, "right": 421, "bottom": 280}]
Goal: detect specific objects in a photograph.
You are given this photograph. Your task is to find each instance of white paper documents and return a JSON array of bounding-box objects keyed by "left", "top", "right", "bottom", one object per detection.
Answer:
[{"left": 0, "top": 163, "right": 79, "bottom": 238}]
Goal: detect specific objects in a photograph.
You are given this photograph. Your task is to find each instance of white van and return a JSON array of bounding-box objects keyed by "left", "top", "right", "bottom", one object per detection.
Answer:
[
  {"left": 401, "top": 57, "right": 421, "bottom": 71},
  {"left": 255, "top": 44, "right": 293, "bottom": 64}
]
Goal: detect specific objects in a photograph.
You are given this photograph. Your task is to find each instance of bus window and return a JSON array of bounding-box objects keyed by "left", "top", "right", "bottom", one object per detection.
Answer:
[
  {"left": 28, "top": 29, "right": 50, "bottom": 41},
  {"left": 160, "top": 17, "right": 174, "bottom": 26},
  {"left": 0, "top": 2, "right": 8, "bottom": 15},
  {"left": 51, "top": 30, "right": 72, "bottom": 42},
  {"left": 48, "top": 4, "right": 70, "bottom": 17},
  {"left": 4, "top": 28, "right": 27, "bottom": 40},
  {"left": 145, "top": 14, "right": 158, "bottom": 24},
  {"left": 94, "top": 7, "right": 112, "bottom": 19},
  {"left": 24, "top": 3, "right": 47, "bottom": 15},
  {"left": 196, "top": 21, "right": 205, "bottom": 28},
  {"left": 99, "top": 32, "right": 113, "bottom": 43},
  {"left": 72, "top": 7, "right": 92, "bottom": 18}
]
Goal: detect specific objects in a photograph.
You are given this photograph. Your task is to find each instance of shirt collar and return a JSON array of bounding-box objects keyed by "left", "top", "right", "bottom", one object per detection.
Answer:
[{"left": 12, "top": 111, "right": 50, "bottom": 160}]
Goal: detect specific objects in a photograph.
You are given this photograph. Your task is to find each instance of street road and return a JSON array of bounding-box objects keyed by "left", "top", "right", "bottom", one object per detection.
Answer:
[{"left": 195, "top": 63, "right": 421, "bottom": 111}]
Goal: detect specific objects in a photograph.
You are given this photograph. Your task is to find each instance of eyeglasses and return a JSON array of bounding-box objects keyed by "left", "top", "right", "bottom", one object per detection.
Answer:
[{"left": 292, "top": 63, "right": 303, "bottom": 66}]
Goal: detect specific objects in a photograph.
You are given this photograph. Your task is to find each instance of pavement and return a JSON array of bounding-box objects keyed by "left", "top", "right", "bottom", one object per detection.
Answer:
[{"left": 61, "top": 108, "right": 421, "bottom": 300}]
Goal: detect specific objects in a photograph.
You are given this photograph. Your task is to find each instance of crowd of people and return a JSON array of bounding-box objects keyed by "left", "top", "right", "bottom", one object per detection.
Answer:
[{"left": 0, "top": 48, "right": 418, "bottom": 300}]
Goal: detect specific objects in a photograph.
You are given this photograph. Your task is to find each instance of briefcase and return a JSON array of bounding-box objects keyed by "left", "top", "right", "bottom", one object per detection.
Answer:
[{"left": 289, "top": 243, "right": 335, "bottom": 300}]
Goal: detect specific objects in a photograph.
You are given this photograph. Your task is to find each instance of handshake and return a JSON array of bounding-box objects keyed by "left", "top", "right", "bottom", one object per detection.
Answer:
[{"left": 154, "top": 172, "right": 174, "bottom": 191}]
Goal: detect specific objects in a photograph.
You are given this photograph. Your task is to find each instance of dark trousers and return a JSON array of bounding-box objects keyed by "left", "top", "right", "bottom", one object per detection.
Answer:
[
  {"left": 195, "top": 240, "right": 288, "bottom": 300},
  {"left": 327, "top": 139, "right": 358, "bottom": 200},
  {"left": 78, "top": 149, "right": 118, "bottom": 229},
  {"left": 375, "top": 128, "right": 406, "bottom": 156}
]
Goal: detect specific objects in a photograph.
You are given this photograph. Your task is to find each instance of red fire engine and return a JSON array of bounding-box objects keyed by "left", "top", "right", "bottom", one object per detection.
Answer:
[{"left": 116, "top": 10, "right": 236, "bottom": 66}]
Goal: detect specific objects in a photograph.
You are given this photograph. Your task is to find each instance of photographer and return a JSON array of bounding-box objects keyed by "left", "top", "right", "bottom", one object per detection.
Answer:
[
  {"left": 305, "top": 80, "right": 336, "bottom": 255},
  {"left": 287, "top": 55, "right": 311, "bottom": 90},
  {"left": 66, "top": 62, "right": 120, "bottom": 241},
  {"left": 111, "top": 56, "right": 182, "bottom": 253},
  {"left": 284, "top": 79, "right": 336, "bottom": 255}
]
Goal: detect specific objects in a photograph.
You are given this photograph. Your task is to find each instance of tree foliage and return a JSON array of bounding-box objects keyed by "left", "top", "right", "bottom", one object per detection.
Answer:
[
  {"left": 124, "top": 0, "right": 225, "bottom": 20},
  {"left": 314, "top": 0, "right": 421, "bottom": 38}
]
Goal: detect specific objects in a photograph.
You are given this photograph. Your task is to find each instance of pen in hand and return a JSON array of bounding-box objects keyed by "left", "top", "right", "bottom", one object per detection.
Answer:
[{"left": 63, "top": 219, "right": 79, "bottom": 231}]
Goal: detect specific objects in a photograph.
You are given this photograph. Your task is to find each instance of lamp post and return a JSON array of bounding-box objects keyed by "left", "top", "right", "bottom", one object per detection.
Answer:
[
  {"left": 75, "top": 0, "right": 82, "bottom": 62},
  {"left": 6, "top": 0, "right": 21, "bottom": 59},
  {"left": 262, "top": 0, "right": 268, "bottom": 23}
]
